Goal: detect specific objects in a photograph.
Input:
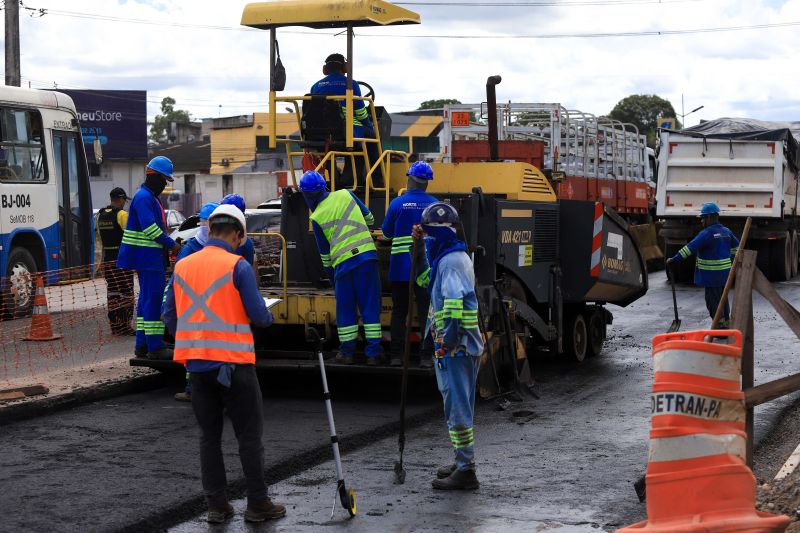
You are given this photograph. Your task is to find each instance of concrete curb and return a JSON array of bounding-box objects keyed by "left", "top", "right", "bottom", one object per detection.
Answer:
[
  {"left": 0, "top": 372, "right": 168, "bottom": 427},
  {"left": 116, "top": 406, "right": 442, "bottom": 533}
]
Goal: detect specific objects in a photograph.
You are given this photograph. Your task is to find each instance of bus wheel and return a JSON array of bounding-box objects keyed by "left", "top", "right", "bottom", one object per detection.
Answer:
[
  {"left": 564, "top": 312, "right": 588, "bottom": 363},
  {"left": 3, "top": 247, "right": 37, "bottom": 319}
]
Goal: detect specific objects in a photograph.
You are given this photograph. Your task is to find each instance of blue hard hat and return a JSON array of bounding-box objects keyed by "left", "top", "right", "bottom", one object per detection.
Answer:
[
  {"left": 700, "top": 202, "right": 721, "bottom": 216},
  {"left": 198, "top": 201, "right": 220, "bottom": 220},
  {"left": 299, "top": 171, "right": 327, "bottom": 193},
  {"left": 422, "top": 202, "right": 459, "bottom": 227},
  {"left": 406, "top": 161, "right": 433, "bottom": 180},
  {"left": 146, "top": 156, "right": 174, "bottom": 181},
  {"left": 221, "top": 194, "right": 246, "bottom": 213}
]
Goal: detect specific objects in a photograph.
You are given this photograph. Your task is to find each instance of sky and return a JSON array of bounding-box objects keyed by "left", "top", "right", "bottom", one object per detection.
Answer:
[{"left": 4, "top": 0, "right": 799, "bottom": 127}]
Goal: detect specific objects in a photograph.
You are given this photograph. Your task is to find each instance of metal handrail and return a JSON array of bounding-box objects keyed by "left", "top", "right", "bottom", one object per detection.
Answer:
[{"left": 249, "top": 232, "right": 288, "bottom": 319}]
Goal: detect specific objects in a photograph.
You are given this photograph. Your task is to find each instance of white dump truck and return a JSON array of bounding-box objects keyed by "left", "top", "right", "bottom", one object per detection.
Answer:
[{"left": 656, "top": 118, "right": 800, "bottom": 281}]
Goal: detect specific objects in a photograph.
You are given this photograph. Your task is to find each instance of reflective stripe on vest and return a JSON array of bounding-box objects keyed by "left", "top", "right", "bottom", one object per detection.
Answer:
[
  {"left": 173, "top": 247, "right": 255, "bottom": 364},
  {"left": 648, "top": 432, "right": 746, "bottom": 463},
  {"left": 310, "top": 190, "right": 376, "bottom": 268},
  {"left": 654, "top": 349, "right": 740, "bottom": 382}
]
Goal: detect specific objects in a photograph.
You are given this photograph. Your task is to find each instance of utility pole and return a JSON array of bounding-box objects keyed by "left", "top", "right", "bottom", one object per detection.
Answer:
[{"left": 5, "top": 0, "right": 21, "bottom": 86}]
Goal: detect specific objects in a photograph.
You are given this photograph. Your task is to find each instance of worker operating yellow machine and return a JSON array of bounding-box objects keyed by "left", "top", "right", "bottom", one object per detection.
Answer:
[{"left": 134, "top": 0, "right": 648, "bottom": 399}]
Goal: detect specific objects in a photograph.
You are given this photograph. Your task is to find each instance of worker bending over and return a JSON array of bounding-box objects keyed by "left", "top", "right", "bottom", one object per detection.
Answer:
[
  {"left": 381, "top": 161, "right": 437, "bottom": 367},
  {"left": 414, "top": 202, "right": 484, "bottom": 490},
  {"left": 667, "top": 202, "right": 739, "bottom": 327},
  {"left": 298, "top": 170, "right": 384, "bottom": 365},
  {"left": 117, "top": 156, "right": 179, "bottom": 360},
  {"left": 163, "top": 204, "right": 286, "bottom": 524}
]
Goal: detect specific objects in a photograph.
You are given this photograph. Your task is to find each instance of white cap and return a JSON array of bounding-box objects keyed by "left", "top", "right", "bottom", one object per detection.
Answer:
[{"left": 208, "top": 204, "right": 247, "bottom": 234}]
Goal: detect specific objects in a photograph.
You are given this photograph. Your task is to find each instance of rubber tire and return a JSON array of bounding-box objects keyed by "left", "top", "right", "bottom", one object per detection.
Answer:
[
  {"left": 3, "top": 247, "right": 37, "bottom": 319},
  {"left": 770, "top": 233, "right": 792, "bottom": 282},
  {"left": 587, "top": 311, "right": 605, "bottom": 358},
  {"left": 792, "top": 231, "right": 799, "bottom": 279},
  {"left": 754, "top": 239, "right": 771, "bottom": 280},
  {"left": 564, "top": 313, "right": 588, "bottom": 363}
]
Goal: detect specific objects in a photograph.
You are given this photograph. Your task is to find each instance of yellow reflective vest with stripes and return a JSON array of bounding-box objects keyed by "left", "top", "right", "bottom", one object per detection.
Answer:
[
  {"left": 309, "top": 189, "right": 376, "bottom": 272},
  {"left": 669, "top": 222, "right": 739, "bottom": 287},
  {"left": 117, "top": 184, "right": 176, "bottom": 272},
  {"left": 422, "top": 250, "right": 484, "bottom": 358}
]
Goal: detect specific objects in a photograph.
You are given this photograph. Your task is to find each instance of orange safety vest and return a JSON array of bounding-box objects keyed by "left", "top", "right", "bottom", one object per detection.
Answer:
[{"left": 172, "top": 245, "right": 255, "bottom": 365}]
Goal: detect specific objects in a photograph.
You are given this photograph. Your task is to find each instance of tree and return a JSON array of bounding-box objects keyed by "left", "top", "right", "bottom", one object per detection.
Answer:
[
  {"left": 149, "top": 97, "right": 192, "bottom": 143},
  {"left": 417, "top": 99, "right": 462, "bottom": 110},
  {"left": 608, "top": 94, "right": 678, "bottom": 147}
]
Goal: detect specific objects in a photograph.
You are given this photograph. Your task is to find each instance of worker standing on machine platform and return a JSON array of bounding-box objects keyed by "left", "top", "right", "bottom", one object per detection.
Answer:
[
  {"left": 667, "top": 202, "right": 739, "bottom": 328},
  {"left": 382, "top": 161, "right": 437, "bottom": 367},
  {"left": 117, "top": 156, "right": 179, "bottom": 360},
  {"left": 163, "top": 204, "right": 286, "bottom": 524},
  {"left": 298, "top": 170, "right": 384, "bottom": 365},
  {"left": 97, "top": 187, "right": 135, "bottom": 336},
  {"left": 414, "top": 202, "right": 484, "bottom": 490}
]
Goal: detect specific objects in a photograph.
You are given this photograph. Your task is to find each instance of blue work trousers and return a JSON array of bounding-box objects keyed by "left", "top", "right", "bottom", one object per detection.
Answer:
[
  {"left": 435, "top": 355, "right": 480, "bottom": 472},
  {"left": 705, "top": 286, "right": 729, "bottom": 324},
  {"left": 135, "top": 270, "right": 167, "bottom": 352},
  {"left": 335, "top": 260, "right": 384, "bottom": 358}
]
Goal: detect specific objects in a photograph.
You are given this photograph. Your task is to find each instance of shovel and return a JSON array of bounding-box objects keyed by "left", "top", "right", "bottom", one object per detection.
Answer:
[{"left": 667, "top": 263, "right": 681, "bottom": 333}]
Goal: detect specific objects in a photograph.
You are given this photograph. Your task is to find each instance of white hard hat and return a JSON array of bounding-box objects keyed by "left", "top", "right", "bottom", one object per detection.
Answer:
[{"left": 208, "top": 204, "right": 247, "bottom": 234}]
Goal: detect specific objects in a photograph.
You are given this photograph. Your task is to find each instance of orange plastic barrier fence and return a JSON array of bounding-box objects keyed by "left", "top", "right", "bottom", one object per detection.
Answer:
[{"left": 619, "top": 329, "right": 790, "bottom": 532}]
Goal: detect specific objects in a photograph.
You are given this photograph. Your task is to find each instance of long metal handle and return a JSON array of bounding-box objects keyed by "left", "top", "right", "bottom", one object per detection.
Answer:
[{"left": 668, "top": 264, "right": 679, "bottom": 322}]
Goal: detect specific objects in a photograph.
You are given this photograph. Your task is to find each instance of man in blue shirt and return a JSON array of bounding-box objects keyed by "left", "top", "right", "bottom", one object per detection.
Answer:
[
  {"left": 310, "top": 53, "right": 384, "bottom": 189},
  {"left": 667, "top": 202, "right": 739, "bottom": 327},
  {"left": 382, "top": 162, "right": 438, "bottom": 367}
]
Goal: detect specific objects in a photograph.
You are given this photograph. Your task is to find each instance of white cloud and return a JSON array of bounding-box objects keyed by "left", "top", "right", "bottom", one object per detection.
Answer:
[{"left": 2, "top": 0, "right": 797, "bottom": 125}]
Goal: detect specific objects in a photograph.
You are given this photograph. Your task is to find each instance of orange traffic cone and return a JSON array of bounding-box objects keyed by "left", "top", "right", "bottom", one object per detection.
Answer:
[
  {"left": 619, "top": 330, "right": 790, "bottom": 533},
  {"left": 23, "top": 276, "right": 62, "bottom": 341}
]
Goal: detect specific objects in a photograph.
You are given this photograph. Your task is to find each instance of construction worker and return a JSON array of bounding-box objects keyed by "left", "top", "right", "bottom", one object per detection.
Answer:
[
  {"left": 163, "top": 204, "right": 286, "bottom": 524},
  {"left": 381, "top": 161, "right": 437, "bottom": 367},
  {"left": 220, "top": 194, "right": 255, "bottom": 266},
  {"left": 414, "top": 202, "right": 484, "bottom": 490},
  {"left": 298, "top": 170, "right": 384, "bottom": 365},
  {"left": 667, "top": 202, "right": 739, "bottom": 327},
  {"left": 97, "top": 187, "right": 135, "bottom": 336},
  {"left": 117, "top": 156, "right": 179, "bottom": 360},
  {"left": 310, "top": 53, "right": 383, "bottom": 188}
]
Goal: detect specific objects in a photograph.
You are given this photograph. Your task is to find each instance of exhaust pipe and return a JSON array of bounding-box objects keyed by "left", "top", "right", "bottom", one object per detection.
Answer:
[{"left": 486, "top": 75, "right": 502, "bottom": 162}]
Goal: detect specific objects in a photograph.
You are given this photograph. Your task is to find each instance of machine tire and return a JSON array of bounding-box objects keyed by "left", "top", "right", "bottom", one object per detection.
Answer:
[
  {"left": 791, "top": 231, "right": 798, "bottom": 279},
  {"left": 2, "top": 247, "right": 37, "bottom": 319},
  {"left": 770, "top": 232, "right": 792, "bottom": 282},
  {"left": 564, "top": 312, "right": 588, "bottom": 363},
  {"left": 587, "top": 310, "right": 606, "bottom": 358}
]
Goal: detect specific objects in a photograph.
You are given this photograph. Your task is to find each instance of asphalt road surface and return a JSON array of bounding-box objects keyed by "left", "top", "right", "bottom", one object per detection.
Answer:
[{"left": 3, "top": 271, "right": 800, "bottom": 532}]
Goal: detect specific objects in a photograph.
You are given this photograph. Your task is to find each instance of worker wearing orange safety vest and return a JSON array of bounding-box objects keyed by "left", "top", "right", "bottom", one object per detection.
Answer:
[{"left": 163, "top": 204, "right": 286, "bottom": 524}]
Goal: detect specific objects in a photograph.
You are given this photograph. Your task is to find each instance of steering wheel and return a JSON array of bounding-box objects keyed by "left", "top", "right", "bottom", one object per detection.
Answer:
[{"left": 358, "top": 81, "right": 375, "bottom": 103}]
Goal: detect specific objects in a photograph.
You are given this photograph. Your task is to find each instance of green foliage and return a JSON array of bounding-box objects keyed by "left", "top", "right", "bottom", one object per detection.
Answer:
[
  {"left": 417, "top": 99, "right": 462, "bottom": 110},
  {"left": 149, "top": 97, "right": 192, "bottom": 142},
  {"left": 608, "top": 94, "right": 678, "bottom": 147}
]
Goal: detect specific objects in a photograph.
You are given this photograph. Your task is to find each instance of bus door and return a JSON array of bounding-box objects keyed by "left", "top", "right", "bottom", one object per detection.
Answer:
[{"left": 53, "top": 132, "right": 91, "bottom": 270}]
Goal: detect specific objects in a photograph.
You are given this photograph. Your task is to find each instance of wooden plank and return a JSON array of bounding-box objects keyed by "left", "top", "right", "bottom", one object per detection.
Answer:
[
  {"left": 0, "top": 384, "right": 48, "bottom": 397},
  {"left": 713, "top": 217, "right": 752, "bottom": 328},
  {"left": 753, "top": 267, "right": 800, "bottom": 339},
  {"left": 0, "top": 391, "right": 25, "bottom": 401},
  {"left": 746, "top": 372, "right": 800, "bottom": 407},
  {"left": 731, "top": 250, "right": 756, "bottom": 468}
]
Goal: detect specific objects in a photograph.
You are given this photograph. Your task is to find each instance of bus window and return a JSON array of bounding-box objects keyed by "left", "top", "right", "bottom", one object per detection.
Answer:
[{"left": 0, "top": 109, "right": 46, "bottom": 182}]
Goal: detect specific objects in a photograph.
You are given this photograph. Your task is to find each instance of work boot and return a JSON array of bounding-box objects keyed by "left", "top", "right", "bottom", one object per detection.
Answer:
[
  {"left": 146, "top": 347, "right": 174, "bottom": 360},
  {"left": 436, "top": 463, "right": 457, "bottom": 479},
  {"left": 206, "top": 502, "right": 234, "bottom": 524},
  {"left": 174, "top": 391, "right": 191, "bottom": 402},
  {"left": 366, "top": 356, "right": 384, "bottom": 366},
  {"left": 432, "top": 468, "right": 479, "bottom": 491},
  {"left": 244, "top": 499, "right": 286, "bottom": 522},
  {"left": 333, "top": 352, "right": 354, "bottom": 365},
  {"left": 390, "top": 354, "right": 403, "bottom": 367},
  {"left": 134, "top": 346, "right": 147, "bottom": 358}
]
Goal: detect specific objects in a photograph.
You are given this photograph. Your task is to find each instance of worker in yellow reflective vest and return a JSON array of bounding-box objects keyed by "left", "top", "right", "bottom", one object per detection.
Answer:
[{"left": 298, "top": 170, "right": 384, "bottom": 365}]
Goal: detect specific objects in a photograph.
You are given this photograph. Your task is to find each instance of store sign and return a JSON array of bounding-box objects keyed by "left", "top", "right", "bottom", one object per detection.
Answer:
[{"left": 58, "top": 89, "right": 147, "bottom": 160}]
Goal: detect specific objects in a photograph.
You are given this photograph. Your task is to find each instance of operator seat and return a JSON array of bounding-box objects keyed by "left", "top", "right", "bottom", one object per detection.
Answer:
[{"left": 300, "top": 94, "right": 346, "bottom": 150}]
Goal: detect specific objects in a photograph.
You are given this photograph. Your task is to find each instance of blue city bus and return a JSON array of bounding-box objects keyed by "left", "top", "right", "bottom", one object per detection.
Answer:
[{"left": 0, "top": 86, "right": 93, "bottom": 317}]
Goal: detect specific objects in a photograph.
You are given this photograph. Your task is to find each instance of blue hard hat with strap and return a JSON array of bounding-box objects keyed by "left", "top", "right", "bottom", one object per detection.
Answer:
[
  {"left": 299, "top": 170, "right": 327, "bottom": 192},
  {"left": 198, "top": 202, "right": 220, "bottom": 220},
  {"left": 146, "top": 156, "right": 174, "bottom": 180},
  {"left": 221, "top": 194, "right": 246, "bottom": 213},
  {"left": 700, "top": 202, "right": 720, "bottom": 216},
  {"left": 422, "top": 202, "right": 459, "bottom": 227},
  {"left": 407, "top": 161, "right": 434, "bottom": 180}
]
